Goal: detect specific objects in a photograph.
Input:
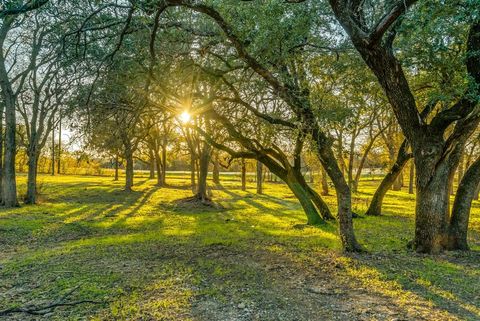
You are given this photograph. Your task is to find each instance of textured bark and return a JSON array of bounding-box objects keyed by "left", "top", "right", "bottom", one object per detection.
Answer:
[
  {"left": 0, "top": 17, "right": 18, "bottom": 207},
  {"left": 195, "top": 143, "right": 211, "bottom": 201},
  {"left": 320, "top": 166, "right": 329, "bottom": 196},
  {"left": 448, "top": 158, "right": 480, "bottom": 250},
  {"left": 366, "top": 140, "right": 411, "bottom": 216},
  {"left": 315, "top": 133, "right": 362, "bottom": 251},
  {"left": 256, "top": 160, "right": 263, "bottom": 194},
  {"left": 25, "top": 151, "right": 38, "bottom": 204},
  {"left": 212, "top": 153, "right": 220, "bottom": 185}
]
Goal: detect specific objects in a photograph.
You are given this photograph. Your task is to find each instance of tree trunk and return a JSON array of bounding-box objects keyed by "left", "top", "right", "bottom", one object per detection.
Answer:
[
  {"left": 57, "top": 115, "right": 61, "bottom": 174},
  {"left": 195, "top": 143, "right": 211, "bottom": 201},
  {"left": 114, "top": 155, "right": 119, "bottom": 181},
  {"left": 392, "top": 169, "right": 403, "bottom": 191},
  {"left": 316, "top": 135, "right": 362, "bottom": 252},
  {"left": 190, "top": 153, "right": 196, "bottom": 193},
  {"left": 149, "top": 149, "right": 155, "bottom": 179},
  {"left": 2, "top": 96, "right": 17, "bottom": 207},
  {"left": 448, "top": 158, "right": 480, "bottom": 250},
  {"left": 256, "top": 160, "right": 263, "bottom": 194},
  {"left": 320, "top": 166, "right": 329, "bottom": 196},
  {"left": 125, "top": 147, "right": 134, "bottom": 192},
  {"left": 154, "top": 151, "right": 163, "bottom": 186},
  {"left": 366, "top": 140, "right": 411, "bottom": 216},
  {"left": 25, "top": 151, "right": 38, "bottom": 204},
  {"left": 51, "top": 127, "right": 55, "bottom": 176},
  {"left": 408, "top": 159, "right": 414, "bottom": 194},
  {"left": 241, "top": 158, "right": 246, "bottom": 191},
  {"left": 213, "top": 152, "right": 220, "bottom": 185},
  {"left": 0, "top": 101, "right": 4, "bottom": 203},
  {"left": 161, "top": 145, "right": 167, "bottom": 185}
]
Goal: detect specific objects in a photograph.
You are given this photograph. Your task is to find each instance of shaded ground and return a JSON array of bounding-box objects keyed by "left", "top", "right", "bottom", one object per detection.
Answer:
[{"left": 0, "top": 174, "right": 479, "bottom": 320}]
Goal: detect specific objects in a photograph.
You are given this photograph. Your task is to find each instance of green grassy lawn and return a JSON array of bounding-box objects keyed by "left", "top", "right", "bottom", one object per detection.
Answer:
[{"left": 0, "top": 173, "right": 479, "bottom": 320}]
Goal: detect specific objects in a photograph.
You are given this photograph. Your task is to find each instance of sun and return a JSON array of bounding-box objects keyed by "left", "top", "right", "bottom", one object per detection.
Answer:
[{"left": 180, "top": 111, "right": 191, "bottom": 124}]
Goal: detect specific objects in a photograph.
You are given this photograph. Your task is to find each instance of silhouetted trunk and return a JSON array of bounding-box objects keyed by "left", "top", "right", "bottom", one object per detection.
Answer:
[
  {"left": 366, "top": 140, "right": 411, "bottom": 216},
  {"left": 190, "top": 153, "right": 196, "bottom": 193},
  {"left": 149, "top": 149, "right": 155, "bottom": 179},
  {"left": 51, "top": 127, "right": 55, "bottom": 176},
  {"left": 195, "top": 143, "right": 211, "bottom": 201},
  {"left": 57, "top": 115, "right": 61, "bottom": 174},
  {"left": 408, "top": 159, "right": 414, "bottom": 194},
  {"left": 25, "top": 150, "right": 39, "bottom": 204},
  {"left": 161, "top": 144, "right": 167, "bottom": 186},
  {"left": 154, "top": 151, "right": 163, "bottom": 186},
  {"left": 256, "top": 160, "right": 263, "bottom": 194},
  {"left": 241, "top": 158, "right": 246, "bottom": 191},
  {"left": 213, "top": 153, "right": 220, "bottom": 184},
  {"left": 124, "top": 146, "right": 134, "bottom": 192},
  {"left": 320, "top": 166, "right": 329, "bottom": 196},
  {"left": 0, "top": 18, "right": 18, "bottom": 208}
]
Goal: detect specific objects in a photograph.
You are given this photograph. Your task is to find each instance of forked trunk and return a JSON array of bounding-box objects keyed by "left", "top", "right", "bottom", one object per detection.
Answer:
[{"left": 366, "top": 140, "right": 411, "bottom": 216}]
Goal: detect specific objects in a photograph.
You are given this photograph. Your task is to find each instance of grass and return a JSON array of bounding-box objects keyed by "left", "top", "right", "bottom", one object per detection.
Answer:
[{"left": 0, "top": 173, "right": 479, "bottom": 320}]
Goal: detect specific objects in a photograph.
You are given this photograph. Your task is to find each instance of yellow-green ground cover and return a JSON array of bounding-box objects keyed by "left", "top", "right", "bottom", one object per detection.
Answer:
[{"left": 0, "top": 173, "right": 479, "bottom": 320}]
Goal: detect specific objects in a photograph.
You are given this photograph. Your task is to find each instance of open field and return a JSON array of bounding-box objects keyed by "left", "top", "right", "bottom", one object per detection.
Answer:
[{"left": 0, "top": 173, "right": 479, "bottom": 320}]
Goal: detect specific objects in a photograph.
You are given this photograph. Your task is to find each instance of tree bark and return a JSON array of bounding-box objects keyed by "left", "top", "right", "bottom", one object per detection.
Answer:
[
  {"left": 57, "top": 115, "right": 61, "bottom": 174},
  {"left": 195, "top": 143, "right": 211, "bottom": 201},
  {"left": 320, "top": 166, "right": 329, "bottom": 196},
  {"left": 25, "top": 151, "right": 39, "bottom": 204},
  {"left": 448, "top": 158, "right": 480, "bottom": 250},
  {"left": 315, "top": 134, "right": 362, "bottom": 252},
  {"left": 51, "top": 126, "right": 55, "bottom": 176},
  {"left": 366, "top": 140, "right": 411, "bottom": 216},
  {"left": 213, "top": 152, "right": 220, "bottom": 184},
  {"left": 149, "top": 149, "right": 155, "bottom": 179},
  {"left": 190, "top": 152, "right": 196, "bottom": 193},
  {"left": 256, "top": 160, "right": 263, "bottom": 194}
]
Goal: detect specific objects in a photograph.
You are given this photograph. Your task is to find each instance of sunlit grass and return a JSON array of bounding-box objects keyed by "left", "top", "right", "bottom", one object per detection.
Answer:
[{"left": 0, "top": 173, "right": 478, "bottom": 320}]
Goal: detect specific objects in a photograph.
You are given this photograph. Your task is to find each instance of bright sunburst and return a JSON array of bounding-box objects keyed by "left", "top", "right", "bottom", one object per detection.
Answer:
[{"left": 180, "top": 111, "right": 191, "bottom": 124}]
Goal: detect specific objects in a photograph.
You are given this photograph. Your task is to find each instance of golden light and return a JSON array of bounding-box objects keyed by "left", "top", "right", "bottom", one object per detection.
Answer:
[{"left": 180, "top": 111, "right": 191, "bottom": 124}]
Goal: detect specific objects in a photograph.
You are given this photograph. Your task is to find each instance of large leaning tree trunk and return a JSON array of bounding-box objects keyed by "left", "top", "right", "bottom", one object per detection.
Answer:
[
  {"left": 330, "top": 1, "right": 480, "bottom": 253},
  {"left": 167, "top": 0, "right": 361, "bottom": 251},
  {"left": 198, "top": 112, "right": 333, "bottom": 224},
  {"left": 366, "top": 140, "right": 412, "bottom": 216}
]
